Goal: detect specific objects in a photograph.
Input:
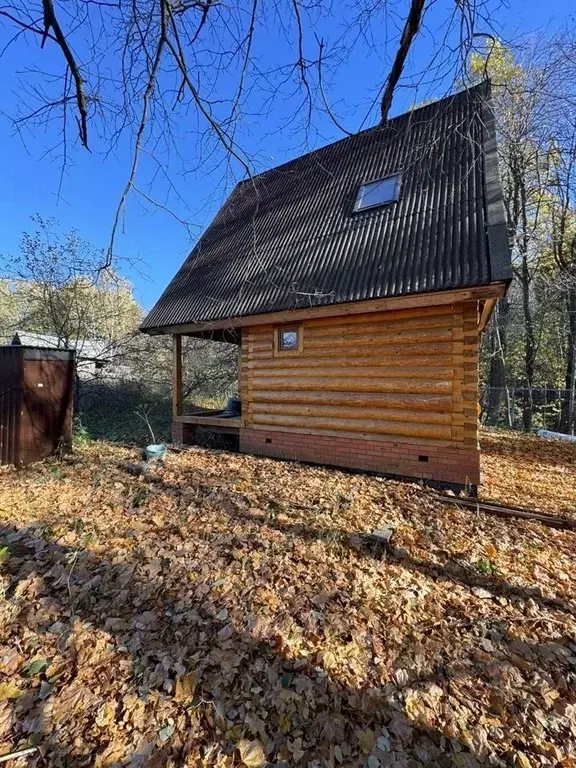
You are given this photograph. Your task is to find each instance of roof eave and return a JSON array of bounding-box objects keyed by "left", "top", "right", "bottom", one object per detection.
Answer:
[{"left": 140, "top": 283, "right": 509, "bottom": 336}]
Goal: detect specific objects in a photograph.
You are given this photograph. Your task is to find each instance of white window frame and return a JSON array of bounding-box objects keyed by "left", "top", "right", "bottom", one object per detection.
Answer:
[{"left": 354, "top": 173, "right": 401, "bottom": 212}]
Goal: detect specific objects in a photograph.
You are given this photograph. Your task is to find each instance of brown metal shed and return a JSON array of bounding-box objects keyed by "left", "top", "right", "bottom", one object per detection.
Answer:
[{"left": 0, "top": 346, "right": 75, "bottom": 467}]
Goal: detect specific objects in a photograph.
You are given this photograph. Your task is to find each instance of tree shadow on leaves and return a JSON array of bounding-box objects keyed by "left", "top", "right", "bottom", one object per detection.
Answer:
[
  {"left": 168, "top": 476, "right": 576, "bottom": 620},
  {"left": 1, "top": 479, "right": 575, "bottom": 767}
]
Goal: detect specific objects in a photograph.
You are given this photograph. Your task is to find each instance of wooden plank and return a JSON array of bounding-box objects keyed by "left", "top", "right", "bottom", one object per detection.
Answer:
[
  {"left": 250, "top": 366, "right": 454, "bottom": 381},
  {"left": 249, "top": 377, "right": 452, "bottom": 394},
  {"left": 248, "top": 345, "right": 457, "bottom": 361},
  {"left": 304, "top": 327, "right": 453, "bottom": 348},
  {"left": 291, "top": 343, "right": 456, "bottom": 359},
  {"left": 147, "top": 284, "right": 508, "bottom": 335},
  {"left": 247, "top": 357, "right": 458, "bottom": 372},
  {"left": 176, "top": 415, "right": 241, "bottom": 428},
  {"left": 172, "top": 334, "right": 182, "bottom": 418},
  {"left": 305, "top": 312, "right": 455, "bottom": 335},
  {"left": 306, "top": 303, "right": 457, "bottom": 329},
  {"left": 478, "top": 298, "right": 497, "bottom": 332},
  {"left": 252, "top": 403, "right": 452, "bottom": 425},
  {"left": 437, "top": 495, "right": 576, "bottom": 531},
  {"left": 251, "top": 390, "right": 453, "bottom": 410}
]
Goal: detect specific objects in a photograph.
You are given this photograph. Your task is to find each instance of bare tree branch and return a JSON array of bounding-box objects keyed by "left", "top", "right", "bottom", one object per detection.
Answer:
[
  {"left": 379, "top": 0, "right": 426, "bottom": 123},
  {"left": 40, "top": 0, "right": 90, "bottom": 148}
]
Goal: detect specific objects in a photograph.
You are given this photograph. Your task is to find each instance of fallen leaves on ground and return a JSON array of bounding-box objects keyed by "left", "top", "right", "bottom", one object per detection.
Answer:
[
  {"left": 0, "top": 430, "right": 574, "bottom": 766},
  {"left": 481, "top": 428, "right": 576, "bottom": 518}
]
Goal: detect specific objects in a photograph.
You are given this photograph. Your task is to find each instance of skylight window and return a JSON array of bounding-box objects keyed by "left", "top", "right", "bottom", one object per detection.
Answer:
[{"left": 354, "top": 174, "right": 401, "bottom": 212}]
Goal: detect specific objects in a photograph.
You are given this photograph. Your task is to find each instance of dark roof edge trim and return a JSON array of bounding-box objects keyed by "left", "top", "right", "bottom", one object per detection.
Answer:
[
  {"left": 140, "top": 282, "right": 509, "bottom": 335},
  {"left": 480, "top": 80, "right": 513, "bottom": 283}
]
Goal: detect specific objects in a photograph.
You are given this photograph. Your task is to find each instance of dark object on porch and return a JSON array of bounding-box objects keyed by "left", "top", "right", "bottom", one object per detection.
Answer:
[
  {"left": 220, "top": 396, "right": 242, "bottom": 418},
  {"left": 0, "top": 345, "right": 75, "bottom": 467}
]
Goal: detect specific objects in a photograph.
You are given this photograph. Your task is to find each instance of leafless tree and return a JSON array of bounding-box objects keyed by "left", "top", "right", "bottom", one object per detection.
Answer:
[
  {"left": 473, "top": 33, "right": 576, "bottom": 433},
  {"left": 0, "top": 0, "right": 503, "bottom": 265}
]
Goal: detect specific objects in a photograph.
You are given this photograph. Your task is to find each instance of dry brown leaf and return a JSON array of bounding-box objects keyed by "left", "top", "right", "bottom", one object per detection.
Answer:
[
  {"left": 237, "top": 738, "right": 267, "bottom": 768},
  {"left": 174, "top": 672, "right": 197, "bottom": 701}
]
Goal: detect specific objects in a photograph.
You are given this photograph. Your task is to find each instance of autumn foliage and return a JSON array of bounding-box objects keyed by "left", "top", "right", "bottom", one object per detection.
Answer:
[{"left": 0, "top": 430, "right": 575, "bottom": 766}]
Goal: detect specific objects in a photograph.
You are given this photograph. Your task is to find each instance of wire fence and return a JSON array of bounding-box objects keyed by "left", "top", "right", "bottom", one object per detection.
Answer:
[{"left": 480, "top": 386, "right": 573, "bottom": 433}]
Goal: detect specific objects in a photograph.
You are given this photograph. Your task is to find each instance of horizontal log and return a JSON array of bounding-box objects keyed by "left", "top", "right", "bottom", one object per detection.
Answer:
[
  {"left": 252, "top": 403, "right": 451, "bottom": 424},
  {"left": 306, "top": 315, "right": 455, "bottom": 338},
  {"left": 246, "top": 347, "right": 456, "bottom": 362},
  {"left": 304, "top": 302, "right": 458, "bottom": 329},
  {"left": 250, "top": 390, "right": 453, "bottom": 410},
  {"left": 304, "top": 327, "right": 453, "bottom": 349},
  {"left": 249, "top": 377, "right": 452, "bottom": 394},
  {"left": 252, "top": 413, "right": 451, "bottom": 439},
  {"left": 175, "top": 415, "right": 241, "bottom": 428},
  {"left": 245, "top": 357, "right": 458, "bottom": 372},
  {"left": 248, "top": 351, "right": 276, "bottom": 360},
  {"left": 249, "top": 366, "right": 454, "bottom": 382},
  {"left": 277, "top": 342, "right": 455, "bottom": 359}
]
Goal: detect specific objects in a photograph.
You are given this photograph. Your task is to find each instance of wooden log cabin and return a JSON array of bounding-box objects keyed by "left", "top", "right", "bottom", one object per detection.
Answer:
[{"left": 141, "top": 82, "right": 512, "bottom": 490}]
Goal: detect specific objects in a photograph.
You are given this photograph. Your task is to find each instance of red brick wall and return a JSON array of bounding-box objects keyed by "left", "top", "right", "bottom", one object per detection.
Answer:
[
  {"left": 239, "top": 428, "right": 480, "bottom": 488},
  {"left": 172, "top": 420, "right": 184, "bottom": 444},
  {"left": 172, "top": 421, "right": 196, "bottom": 444}
]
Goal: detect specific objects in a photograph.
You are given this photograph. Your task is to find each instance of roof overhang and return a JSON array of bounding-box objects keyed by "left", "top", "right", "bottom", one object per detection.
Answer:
[{"left": 142, "top": 283, "right": 508, "bottom": 338}]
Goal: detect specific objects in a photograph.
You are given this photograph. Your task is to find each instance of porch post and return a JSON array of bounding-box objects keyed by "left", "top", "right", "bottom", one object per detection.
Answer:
[{"left": 172, "top": 334, "right": 183, "bottom": 417}]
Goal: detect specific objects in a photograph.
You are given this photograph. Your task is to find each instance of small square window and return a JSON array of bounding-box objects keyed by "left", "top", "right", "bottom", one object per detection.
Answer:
[
  {"left": 278, "top": 328, "right": 299, "bottom": 350},
  {"left": 354, "top": 174, "right": 401, "bottom": 212},
  {"left": 275, "top": 325, "right": 302, "bottom": 355}
]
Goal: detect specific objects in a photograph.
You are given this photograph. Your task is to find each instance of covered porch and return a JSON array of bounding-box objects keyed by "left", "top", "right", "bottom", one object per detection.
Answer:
[{"left": 171, "top": 333, "right": 242, "bottom": 445}]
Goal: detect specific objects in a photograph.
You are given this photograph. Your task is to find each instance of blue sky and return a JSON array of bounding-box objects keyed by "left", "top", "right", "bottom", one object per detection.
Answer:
[{"left": 0, "top": 0, "right": 573, "bottom": 312}]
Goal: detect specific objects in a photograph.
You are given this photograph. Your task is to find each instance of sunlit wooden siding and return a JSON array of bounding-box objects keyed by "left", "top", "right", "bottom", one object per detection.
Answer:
[{"left": 240, "top": 302, "right": 479, "bottom": 448}]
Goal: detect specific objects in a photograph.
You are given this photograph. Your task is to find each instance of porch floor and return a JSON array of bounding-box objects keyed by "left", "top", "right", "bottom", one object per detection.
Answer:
[{"left": 174, "top": 408, "right": 241, "bottom": 433}]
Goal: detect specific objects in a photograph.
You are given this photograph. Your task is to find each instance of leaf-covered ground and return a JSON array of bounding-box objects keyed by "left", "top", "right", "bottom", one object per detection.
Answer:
[
  {"left": 0, "top": 431, "right": 575, "bottom": 767},
  {"left": 481, "top": 429, "right": 576, "bottom": 519}
]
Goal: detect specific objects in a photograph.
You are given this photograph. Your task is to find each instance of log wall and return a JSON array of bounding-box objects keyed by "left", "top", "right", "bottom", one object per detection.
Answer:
[
  {"left": 239, "top": 301, "right": 480, "bottom": 486},
  {"left": 240, "top": 301, "right": 480, "bottom": 486}
]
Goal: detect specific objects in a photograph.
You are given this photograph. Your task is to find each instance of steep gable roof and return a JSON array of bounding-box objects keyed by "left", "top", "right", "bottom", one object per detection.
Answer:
[{"left": 142, "top": 81, "right": 511, "bottom": 333}]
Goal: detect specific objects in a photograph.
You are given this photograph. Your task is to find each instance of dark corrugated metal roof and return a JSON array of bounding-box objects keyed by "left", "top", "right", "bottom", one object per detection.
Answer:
[{"left": 141, "top": 81, "right": 511, "bottom": 332}]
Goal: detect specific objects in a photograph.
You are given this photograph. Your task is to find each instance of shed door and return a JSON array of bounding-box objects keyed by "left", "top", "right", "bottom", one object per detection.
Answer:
[{"left": 20, "top": 359, "right": 74, "bottom": 465}]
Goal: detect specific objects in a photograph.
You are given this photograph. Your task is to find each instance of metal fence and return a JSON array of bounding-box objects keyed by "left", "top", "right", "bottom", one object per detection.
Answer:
[{"left": 480, "top": 386, "right": 573, "bottom": 433}]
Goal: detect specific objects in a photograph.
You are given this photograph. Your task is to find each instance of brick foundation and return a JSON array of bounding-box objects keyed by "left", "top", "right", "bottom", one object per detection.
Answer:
[
  {"left": 172, "top": 420, "right": 185, "bottom": 444},
  {"left": 171, "top": 421, "right": 200, "bottom": 444},
  {"left": 239, "top": 428, "right": 480, "bottom": 488}
]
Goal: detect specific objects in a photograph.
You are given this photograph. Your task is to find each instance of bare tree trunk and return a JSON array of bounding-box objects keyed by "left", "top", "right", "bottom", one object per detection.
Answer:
[
  {"left": 485, "top": 297, "right": 510, "bottom": 424},
  {"left": 560, "top": 285, "right": 576, "bottom": 433},
  {"left": 519, "top": 253, "right": 536, "bottom": 431}
]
